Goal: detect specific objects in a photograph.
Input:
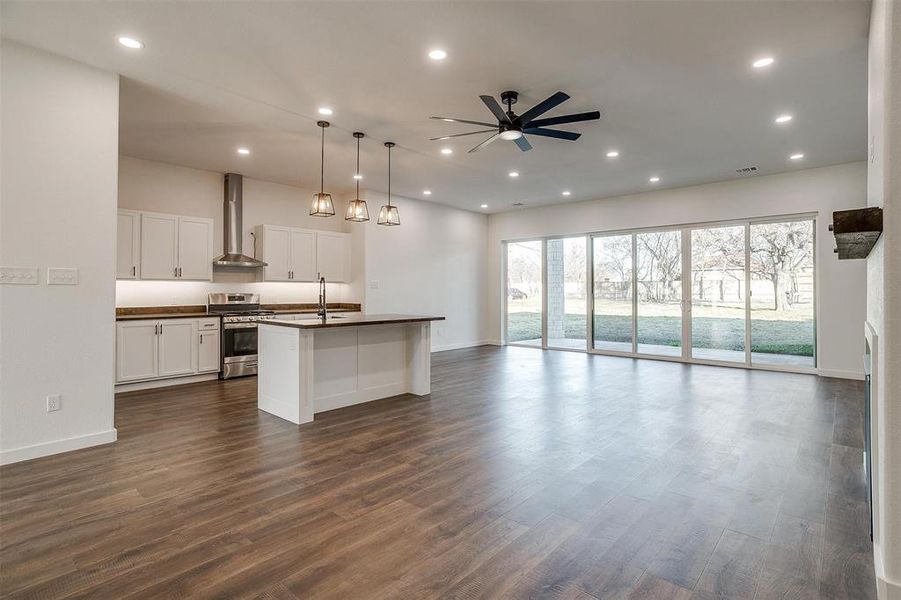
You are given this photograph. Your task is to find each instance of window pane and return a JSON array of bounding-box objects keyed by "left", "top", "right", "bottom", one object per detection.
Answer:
[
  {"left": 506, "top": 240, "right": 543, "bottom": 346},
  {"left": 636, "top": 230, "right": 682, "bottom": 356},
  {"left": 547, "top": 237, "right": 587, "bottom": 349},
  {"left": 750, "top": 220, "right": 815, "bottom": 366},
  {"left": 691, "top": 225, "right": 746, "bottom": 362},
  {"left": 593, "top": 234, "right": 633, "bottom": 352}
]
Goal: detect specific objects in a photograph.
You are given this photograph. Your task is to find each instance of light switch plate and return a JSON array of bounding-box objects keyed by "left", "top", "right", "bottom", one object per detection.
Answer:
[
  {"left": 369, "top": 280, "right": 379, "bottom": 289},
  {"left": 48, "top": 268, "right": 78, "bottom": 285},
  {"left": 0, "top": 267, "right": 40, "bottom": 285}
]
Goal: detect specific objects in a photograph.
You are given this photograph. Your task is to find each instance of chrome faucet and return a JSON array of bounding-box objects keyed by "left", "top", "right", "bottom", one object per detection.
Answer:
[{"left": 318, "top": 276, "right": 327, "bottom": 319}]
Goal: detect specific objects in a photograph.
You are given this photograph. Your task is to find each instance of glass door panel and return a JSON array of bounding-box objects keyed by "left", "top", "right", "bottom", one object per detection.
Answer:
[
  {"left": 592, "top": 234, "right": 633, "bottom": 352},
  {"left": 750, "top": 220, "right": 815, "bottom": 367},
  {"left": 636, "top": 230, "right": 682, "bottom": 356},
  {"left": 690, "top": 225, "right": 747, "bottom": 362},
  {"left": 547, "top": 237, "right": 587, "bottom": 349},
  {"left": 505, "top": 240, "right": 543, "bottom": 347}
]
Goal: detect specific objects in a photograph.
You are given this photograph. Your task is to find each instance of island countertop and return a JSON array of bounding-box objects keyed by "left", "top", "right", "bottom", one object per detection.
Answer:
[{"left": 261, "top": 313, "right": 445, "bottom": 329}]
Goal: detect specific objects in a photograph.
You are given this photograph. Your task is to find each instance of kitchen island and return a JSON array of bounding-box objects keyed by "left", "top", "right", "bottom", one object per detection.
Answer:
[{"left": 257, "top": 314, "right": 445, "bottom": 424}]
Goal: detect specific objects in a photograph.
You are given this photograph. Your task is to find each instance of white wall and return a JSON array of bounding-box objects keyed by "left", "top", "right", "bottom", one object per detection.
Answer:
[
  {"left": 116, "top": 156, "right": 354, "bottom": 305},
  {"left": 487, "top": 162, "right": 868, "bottom": 379},
  {"left": 867, "top": 1, "right": 901, "bottom": 597},
  {"left": 357, "top": 189, "right": 489, "bottom": 352},
  {"left": 0, "top": 42, "right": 119, "bottom": 463}
]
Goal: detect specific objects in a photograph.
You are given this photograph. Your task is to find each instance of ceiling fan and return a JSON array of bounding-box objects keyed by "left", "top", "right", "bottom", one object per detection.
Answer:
[{"left": 430, "top": 90, "right": 601, "bottom": 153}]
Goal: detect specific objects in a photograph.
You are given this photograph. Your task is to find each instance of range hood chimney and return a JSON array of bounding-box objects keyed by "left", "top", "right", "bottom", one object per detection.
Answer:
[{"left": 213, "top": 173, "right": 267, "bottom": 268}]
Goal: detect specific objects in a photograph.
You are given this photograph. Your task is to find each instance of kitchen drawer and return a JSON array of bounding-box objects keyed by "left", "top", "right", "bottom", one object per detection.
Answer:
[{"left": 198, "top": 318, "right": 220, "bottom": 330}]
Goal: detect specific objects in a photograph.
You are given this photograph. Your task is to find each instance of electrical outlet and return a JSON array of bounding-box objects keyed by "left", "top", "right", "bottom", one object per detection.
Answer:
[
  {"left": 369, "top": 280, "right": 379, "bottom": 290},
  {"left": 436, "top": 327, "right": 444, "bottom": 337},
  {"left": 46, "top": 394, "right": 61, "bottom": 412}
]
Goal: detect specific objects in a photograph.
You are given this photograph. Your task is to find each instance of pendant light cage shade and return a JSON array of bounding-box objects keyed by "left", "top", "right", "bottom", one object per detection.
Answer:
[
  {"left": 311, "top": 120, "right": 336, "bottom": 216},
  {"left": 345, "top": 198, "right": 370, "bottom": 222},
  {"left": 311, "top": 192, "right": 335, "bottom": 217},
  {"left": 345, "top": 132, "right": 370, "bottom": 222},
  {"left": 377, "top": 204, "right": 400, "bottom": 226},
  {"left": 378, "top": 141, "right": 400, "bottom": 226}
]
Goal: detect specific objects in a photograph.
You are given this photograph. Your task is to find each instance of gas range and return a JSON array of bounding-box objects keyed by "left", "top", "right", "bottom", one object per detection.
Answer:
[{"left": 207, "top": 293, "right": 276, "bottom": 379}]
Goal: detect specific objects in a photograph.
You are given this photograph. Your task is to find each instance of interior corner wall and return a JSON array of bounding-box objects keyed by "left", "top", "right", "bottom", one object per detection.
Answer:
[
  {"left": 0, "top": 42, "right": 119, "bottom": 464},
  {"left": 486, "top": 162, "right": 868, "bottom": 379},
  {"left": 359, "top": 190, "right": 489, "bottom": 352},
  {"left": 867, "top": 1, "right": 901, "bottom": 597}
]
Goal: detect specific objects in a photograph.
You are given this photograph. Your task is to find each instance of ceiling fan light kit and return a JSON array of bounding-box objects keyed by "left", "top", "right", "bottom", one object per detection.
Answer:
[
  {"left": 430, "top": 90, "right": 601, "bottom": 153},
  {"left": 310, "top": 120, "right": 336, "bottom": 216},
  {"left": 345, "top": 132, "right": 371, "bottom": 222}
]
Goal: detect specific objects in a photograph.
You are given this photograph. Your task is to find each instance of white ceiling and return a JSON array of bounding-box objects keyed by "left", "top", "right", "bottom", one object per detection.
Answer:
[{"left": 1, "top": 1, "right": 869, "bottom": 213}]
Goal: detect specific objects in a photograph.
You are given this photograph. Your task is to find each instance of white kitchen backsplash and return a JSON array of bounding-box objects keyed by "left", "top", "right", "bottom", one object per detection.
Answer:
[{"left": 116, "top": 279, "right": 354, "bottom": 307}]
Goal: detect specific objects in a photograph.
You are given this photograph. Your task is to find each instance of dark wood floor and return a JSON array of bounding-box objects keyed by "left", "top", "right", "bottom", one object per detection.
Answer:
[{"left": 1, "top": 346, "right": 876, "bottom": 599}]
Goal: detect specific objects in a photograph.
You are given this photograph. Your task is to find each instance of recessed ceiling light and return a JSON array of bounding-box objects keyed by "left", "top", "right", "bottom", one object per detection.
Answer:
[
  {"left": 440, "top": 148, "right": 453, "bottom": 155},
  {"left": 606, "top": 150, "right": 620, "bottom": 158},
  {"left": 237, "top": 147, "right": 250, "bottom": 155},
  {"left": 752, "top": 56, "right": 775, "bottom": 69},
  {"left": 423, "top": 189, "right": 432, "bottom": 195},
  {"left": 775, "top": 114, "right": 793, "bottom": 124},
  {"left": 562, "top": 190, "right": 571, "bottom": 196},
  {"left": 790, "top": 153, "right": 805, "bottom": 160},
  {"left": 117, "top": 36, "right": 144, "bottom": 49},
  {"left": 480, "top": 204, "right": 488, "bottom": 208},
  {"left": 508, "top": 171, "right": 519, "bottom": 178},
  {"left": 353, "top": 174, "right": 363, "bottom": 180},
  {"left": 649, "top": 176, "right": 660, "bottom": 183},
  {"left": 428, "top": 49, "right": 448, "bottom": 61},
  {"left": 318, "top": 107, "right": 333, "bottom": 116}
]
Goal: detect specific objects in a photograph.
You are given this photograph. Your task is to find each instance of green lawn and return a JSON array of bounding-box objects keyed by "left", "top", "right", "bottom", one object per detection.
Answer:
[{"left": 507, "top": 312, "right": 814, "bottom": 356}]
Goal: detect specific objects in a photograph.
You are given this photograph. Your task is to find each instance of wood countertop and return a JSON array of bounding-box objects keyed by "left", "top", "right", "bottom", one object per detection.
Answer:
[{"left": 261, "top": 314, "right": 445, "bottom": 329}]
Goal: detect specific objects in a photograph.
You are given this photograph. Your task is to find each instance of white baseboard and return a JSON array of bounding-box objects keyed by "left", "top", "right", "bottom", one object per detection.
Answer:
[
  {"left": 0, "top": 429, "right": 117, "bottom": 465},
  {"left": 817, "top": 368, "right": 865, "bottom": 380},
  {"left": 875, "top": 546, "right": 901, "bottom": 600},
  {"left": 431, "top": 340, "right": 498, "bottom": 352},
  {"left": 115, "top": 372, "right": 219, "bottom": 392}
]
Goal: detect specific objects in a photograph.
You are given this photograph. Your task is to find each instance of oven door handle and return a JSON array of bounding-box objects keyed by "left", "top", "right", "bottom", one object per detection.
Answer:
[{"left": 223, "top": 322, "right": 258, "bottom": 330}]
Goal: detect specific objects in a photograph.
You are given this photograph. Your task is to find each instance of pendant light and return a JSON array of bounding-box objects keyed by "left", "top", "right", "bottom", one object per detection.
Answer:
[
  {"left": 345, "top": 132, "right": 370, "bottom": 222},
  {"left": 377, "top": 142, "right": 400, "bottom": 226},
  {"left": 310, "top": 120, "right": 335, "bottom": 217}
]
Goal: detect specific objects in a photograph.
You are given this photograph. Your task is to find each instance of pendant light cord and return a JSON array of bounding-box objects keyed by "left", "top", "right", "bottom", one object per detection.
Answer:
[
  {"left": 355, "top": 135, "right": 360, "bottom": 198},
  {"left": 387, "top": 144, "right": 392, "bottom": 208},
  {"left": 320, "top": 126, "right": 325, "bottom": 194}
]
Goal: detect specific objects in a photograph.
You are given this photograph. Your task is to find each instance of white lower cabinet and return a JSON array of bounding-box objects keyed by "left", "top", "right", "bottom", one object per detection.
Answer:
[
  {"left": 116, "top": 317, "right": 220, "bottom": 384},
  {"left": 198, "top": 330, "right": 220, "bottom": 373},
  {"left": 158, "top": 320, "right": 196, "bottom": 377}
]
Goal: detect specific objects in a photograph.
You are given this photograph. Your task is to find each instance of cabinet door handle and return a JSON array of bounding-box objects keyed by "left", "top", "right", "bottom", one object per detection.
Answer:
[
  {"left": 132, "top": 265, "right": 136, "bottom": 276},
  {"left": 200, "top": 333, "right": 203, "bottom": 344}
]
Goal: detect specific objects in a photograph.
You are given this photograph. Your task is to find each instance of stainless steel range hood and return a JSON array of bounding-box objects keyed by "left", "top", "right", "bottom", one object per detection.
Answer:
[{"left": 213, "top": 173, "right": 267, "bottom": 268}]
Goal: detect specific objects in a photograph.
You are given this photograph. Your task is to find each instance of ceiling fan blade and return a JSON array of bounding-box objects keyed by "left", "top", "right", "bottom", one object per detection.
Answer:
[
  {"left": 523, "top": 128, "right": 581, "bottom": 141},
  {"left": 518, "top": 91, "right": 570, "bottom": 125},
  {"left": 431, "top": 116, "right": 498, "bottom": 128},
  {"left": 468, "top": 133, "right": 502, "bottom": 153},
  {"left": 526, "top": 111, "right": 601, "bottom": 128},
  {"left": 514, "top": 136, "right": 532, "bottom": 152},
  {"left": 479, "top": 95, "right": 511, "bottom": 124},
  {"left": 430, "top": 129, "right": 497, "bottom": 141}
]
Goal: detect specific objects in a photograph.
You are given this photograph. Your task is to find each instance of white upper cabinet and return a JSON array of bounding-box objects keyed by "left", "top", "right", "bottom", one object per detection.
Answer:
[
  {"left": 138, "top": 211, "right": 213, "bottom": 281},
  {"left": 316, "top": 232, "right": 350, "bottom": 282},
  {"left": 290, "top": 230, "right": 317, "bottom": 281},
  {"left": 258, "top": 225, "right": 291, "bottom": 281},
  {"left": 116, "top": 209, "right": 141, "bottom": 279},
  {"left": 140, "top": 213, "right": 179, "bottom": 279},
  {"left": 177, "top": 216, "right": 214, "bottom": 280},
  {"left": 256, "top": 225, "right": 318, "bottom": 282}
]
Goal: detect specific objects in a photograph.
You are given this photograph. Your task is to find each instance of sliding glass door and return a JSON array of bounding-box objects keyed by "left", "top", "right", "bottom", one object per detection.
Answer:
[
  {"left": 505, "top": 240, "right": 543, "bottom": 347},
  {"left": 636, "top": 230, "right": 682, "bottom": 356},
  {"left": 508, "top": 215, "right": 815, "bottom": 372},
  {"left": 749, "top": 219, "right": 815, "bottom": 367},
  {"left": 592, "top": 234, "right": 633, "bottom": 352},
  {"left": 690, "top": 225, "right": 747, "bottom": 362},
  {"left": 546, "top": 237, "right": 587, "bottom": 350}
]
